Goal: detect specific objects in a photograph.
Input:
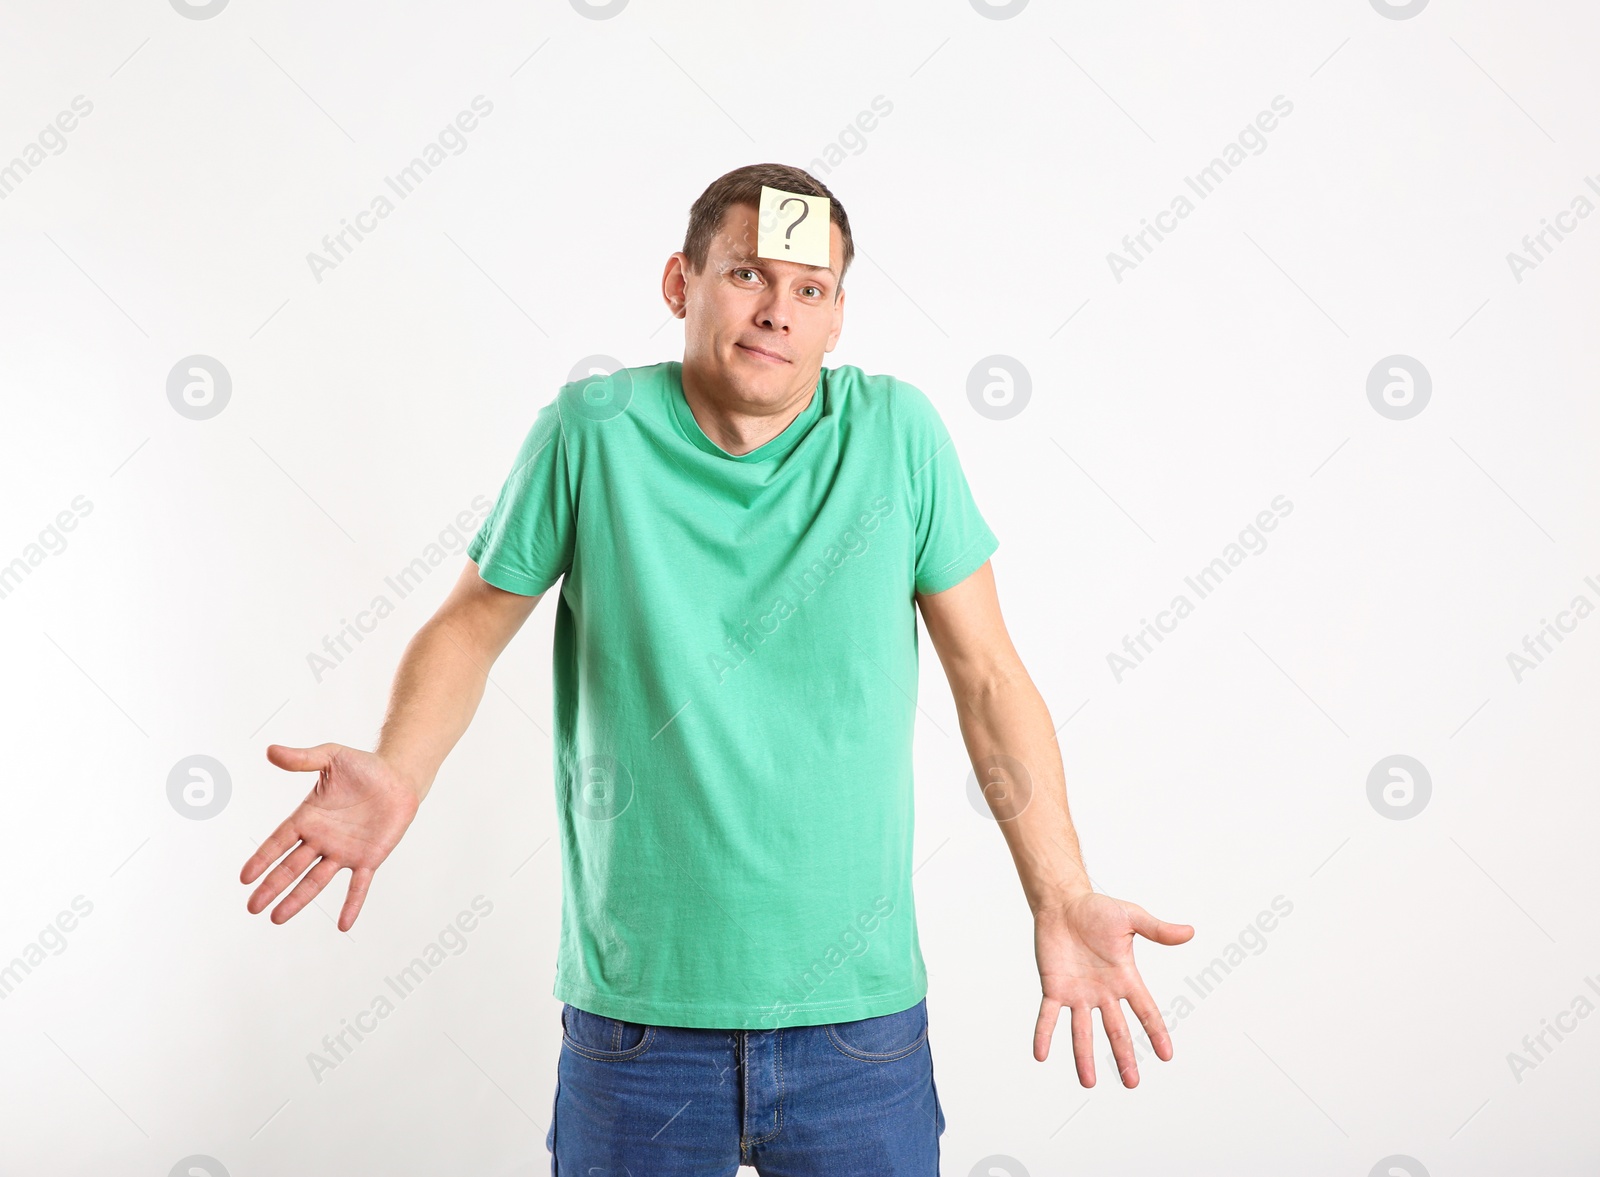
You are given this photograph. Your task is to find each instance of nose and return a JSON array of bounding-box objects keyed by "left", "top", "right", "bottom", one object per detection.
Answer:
[{"left": 754, "top": 289, "right": 794, "bottom": 332}]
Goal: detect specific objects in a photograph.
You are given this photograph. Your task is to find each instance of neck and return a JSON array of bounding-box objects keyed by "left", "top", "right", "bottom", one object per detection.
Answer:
[{"left": 679, "top": 359, "right": 818, "bottom": 456}]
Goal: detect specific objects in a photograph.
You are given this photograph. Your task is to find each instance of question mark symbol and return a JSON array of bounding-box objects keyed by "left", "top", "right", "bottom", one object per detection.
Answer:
[{"left": 778, "top": 197, "right": 808, "bottom": 250}]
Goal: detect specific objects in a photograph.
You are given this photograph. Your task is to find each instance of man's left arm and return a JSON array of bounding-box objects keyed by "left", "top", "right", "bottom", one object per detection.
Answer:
[{"left": 916, "top": 560, "right": 1194, "bottom": 1088}]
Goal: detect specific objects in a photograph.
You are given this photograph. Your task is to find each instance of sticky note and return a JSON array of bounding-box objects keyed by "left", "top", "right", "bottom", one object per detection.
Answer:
[{"left": 756, "top": 185, "right": 832, "bottom": 268}]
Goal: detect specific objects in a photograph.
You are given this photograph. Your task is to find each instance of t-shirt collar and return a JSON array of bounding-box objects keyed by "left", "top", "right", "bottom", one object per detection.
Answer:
[{"left": 669, "top": 361, "right": 825, "bottom": 464}]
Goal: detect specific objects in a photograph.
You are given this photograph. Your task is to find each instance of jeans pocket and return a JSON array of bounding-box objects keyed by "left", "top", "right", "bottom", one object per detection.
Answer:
[
  {"left": 560, "top": 1001, "right": 656, "bottom": 1062},
  {"left": 824, "top": 998, "right": 929, "bottom": 1062}
]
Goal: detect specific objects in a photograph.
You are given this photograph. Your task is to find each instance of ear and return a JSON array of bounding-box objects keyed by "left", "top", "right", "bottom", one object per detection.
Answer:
[
  {"left": 661, "top": 252, "right": 690, "bottom": 318},
  {"left": 823, "top": 283, "right": 846, "bottom": 353}
]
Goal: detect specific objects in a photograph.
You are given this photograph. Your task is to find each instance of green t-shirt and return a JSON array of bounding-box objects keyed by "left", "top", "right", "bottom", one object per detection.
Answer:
[{"left": 467, "top": 359, "right": 998, "bottom": 1028}]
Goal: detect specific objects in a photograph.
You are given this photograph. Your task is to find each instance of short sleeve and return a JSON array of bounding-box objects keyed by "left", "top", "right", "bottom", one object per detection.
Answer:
[
  {"left": 467, "top": 396, "right": 575, "bottom": 596},
  {"left": 897, "top": 382, "right": 999, "bottom": 595}
]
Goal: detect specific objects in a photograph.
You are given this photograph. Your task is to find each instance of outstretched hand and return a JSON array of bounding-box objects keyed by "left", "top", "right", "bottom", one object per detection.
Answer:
[
  {"left": 240, "top": 743, "right": 422, "bottom": 931},
  {"left": 1032, "top": 892, "right": 1194, "bottom": 1087}
]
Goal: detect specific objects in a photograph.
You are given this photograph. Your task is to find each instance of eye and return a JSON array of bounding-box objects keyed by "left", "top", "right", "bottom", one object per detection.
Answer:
[
  {"left": 733, "top": 267, "right": 759, "bottom": 282},
  {"left": 801, "top": 285, "right": 823, "bottom": 298}
]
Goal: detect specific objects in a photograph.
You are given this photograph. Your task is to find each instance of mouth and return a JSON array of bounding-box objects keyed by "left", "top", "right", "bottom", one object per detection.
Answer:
[{"left": 736, "top": 343, "right": 789, "bottom": 365}]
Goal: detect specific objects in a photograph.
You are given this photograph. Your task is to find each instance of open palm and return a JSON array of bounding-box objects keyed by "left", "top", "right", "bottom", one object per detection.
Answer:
[
  {"left": 1032, "top": 891, "right": 1194, "bottom": 1088},
  {"left": 240, "top": 743, "right": 421, "bottom": 931}
]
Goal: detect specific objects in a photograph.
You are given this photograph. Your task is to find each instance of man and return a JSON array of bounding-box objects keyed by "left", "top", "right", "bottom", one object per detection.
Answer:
[{"left": 241, "top": 162, "right": 1193, "bottom": 1175}]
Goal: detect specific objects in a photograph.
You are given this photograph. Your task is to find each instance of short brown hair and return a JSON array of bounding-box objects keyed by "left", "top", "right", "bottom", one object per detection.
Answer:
[{"left": 681, "top": 163, "right": 854, "bottom": 290}]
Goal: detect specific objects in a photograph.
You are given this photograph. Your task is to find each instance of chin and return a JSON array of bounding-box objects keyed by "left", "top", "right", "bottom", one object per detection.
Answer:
[{"left": 733, "top": 369, "right": 783, "bottom": 397}]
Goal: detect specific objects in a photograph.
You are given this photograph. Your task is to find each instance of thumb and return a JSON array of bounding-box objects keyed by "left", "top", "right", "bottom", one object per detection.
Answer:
[
  {"left": 1124, "top": 902, "right": 1195, "bottom": 946},
  {"left": 265, "top": 742, "right": 343, "bottom": 774}
]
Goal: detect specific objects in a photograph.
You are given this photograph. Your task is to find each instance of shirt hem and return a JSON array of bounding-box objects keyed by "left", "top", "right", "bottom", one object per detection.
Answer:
[
  {"left": 471, "top": 554, "right": 562, "bottom": 598},
  {"left": 552, "top": 975, "right": 929, "bottom": 1029},
  {"left": 915, "top": 531, "right": 999, "bottom": 596}
]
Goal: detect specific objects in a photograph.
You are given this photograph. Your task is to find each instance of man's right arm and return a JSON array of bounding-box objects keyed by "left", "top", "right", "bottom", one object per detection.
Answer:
[
  {"left": 241, "top": 560, "right": 543, "bottom": 929},
  {"left": 374, "top": 560, "right": 544, "bottom": 803}
]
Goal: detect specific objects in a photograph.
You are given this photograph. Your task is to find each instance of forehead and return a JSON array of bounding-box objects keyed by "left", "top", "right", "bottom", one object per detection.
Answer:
[{"left": 708, "top": 202, "right": 841, "bottom": 276}]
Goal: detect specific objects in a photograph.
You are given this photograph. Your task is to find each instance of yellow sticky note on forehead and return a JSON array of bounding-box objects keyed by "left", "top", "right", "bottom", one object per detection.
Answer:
[{"left": 756, "top": 185, "right": 832, "bottom": 268}]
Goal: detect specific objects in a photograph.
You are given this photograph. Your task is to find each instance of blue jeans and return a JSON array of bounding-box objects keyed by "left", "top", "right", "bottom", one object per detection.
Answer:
[{"left": 547, "top": 997, "right": 946, "bottom": 1175}]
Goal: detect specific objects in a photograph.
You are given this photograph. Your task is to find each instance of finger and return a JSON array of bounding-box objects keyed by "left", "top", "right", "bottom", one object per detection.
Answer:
[
  {"left": 1126, "top": 978, "right": 1172, "bottom": 1062},
  {"left": 265, "top": 742, "right": 341, "bottom": 774},
  {"left": 1033, "top": 997, "right": 1062, "bottom": 1063},
  {"left": 272, "top": 856, "right": 343, "bottom": 924},
  {"left": 337, "top": 867, "right": 375, "bottom": 932},
  {"left": 1124, "top": 902, "right": 1195, "bottom": 946},
  {"left": 241, "top": 814, "right": 304, "bottom": 884},
  {"left": 247, "top": 840, "right": 316, "bottom": 915},
  {"left": 1100, "top": 1001, "right": 1140, "bottom": 1088},
  {"left": 1071, "top": 1004, "right": 1096, "bottom": 1088}
]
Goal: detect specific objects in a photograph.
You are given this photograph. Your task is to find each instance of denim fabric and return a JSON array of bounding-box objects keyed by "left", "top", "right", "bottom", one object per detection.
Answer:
[{"left": 547, "top": 997, "right": 946, "bottom": 1175}]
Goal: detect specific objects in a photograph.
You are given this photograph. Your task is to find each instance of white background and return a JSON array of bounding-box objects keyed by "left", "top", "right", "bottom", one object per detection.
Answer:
[{"left": 1, "top": 0, "right": 1597, "bottom": 1173}]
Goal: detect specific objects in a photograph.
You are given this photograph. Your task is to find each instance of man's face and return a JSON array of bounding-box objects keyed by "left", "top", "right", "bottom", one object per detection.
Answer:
[{"left": 664, "top": 202, "right": 846, "bottom": 406}]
